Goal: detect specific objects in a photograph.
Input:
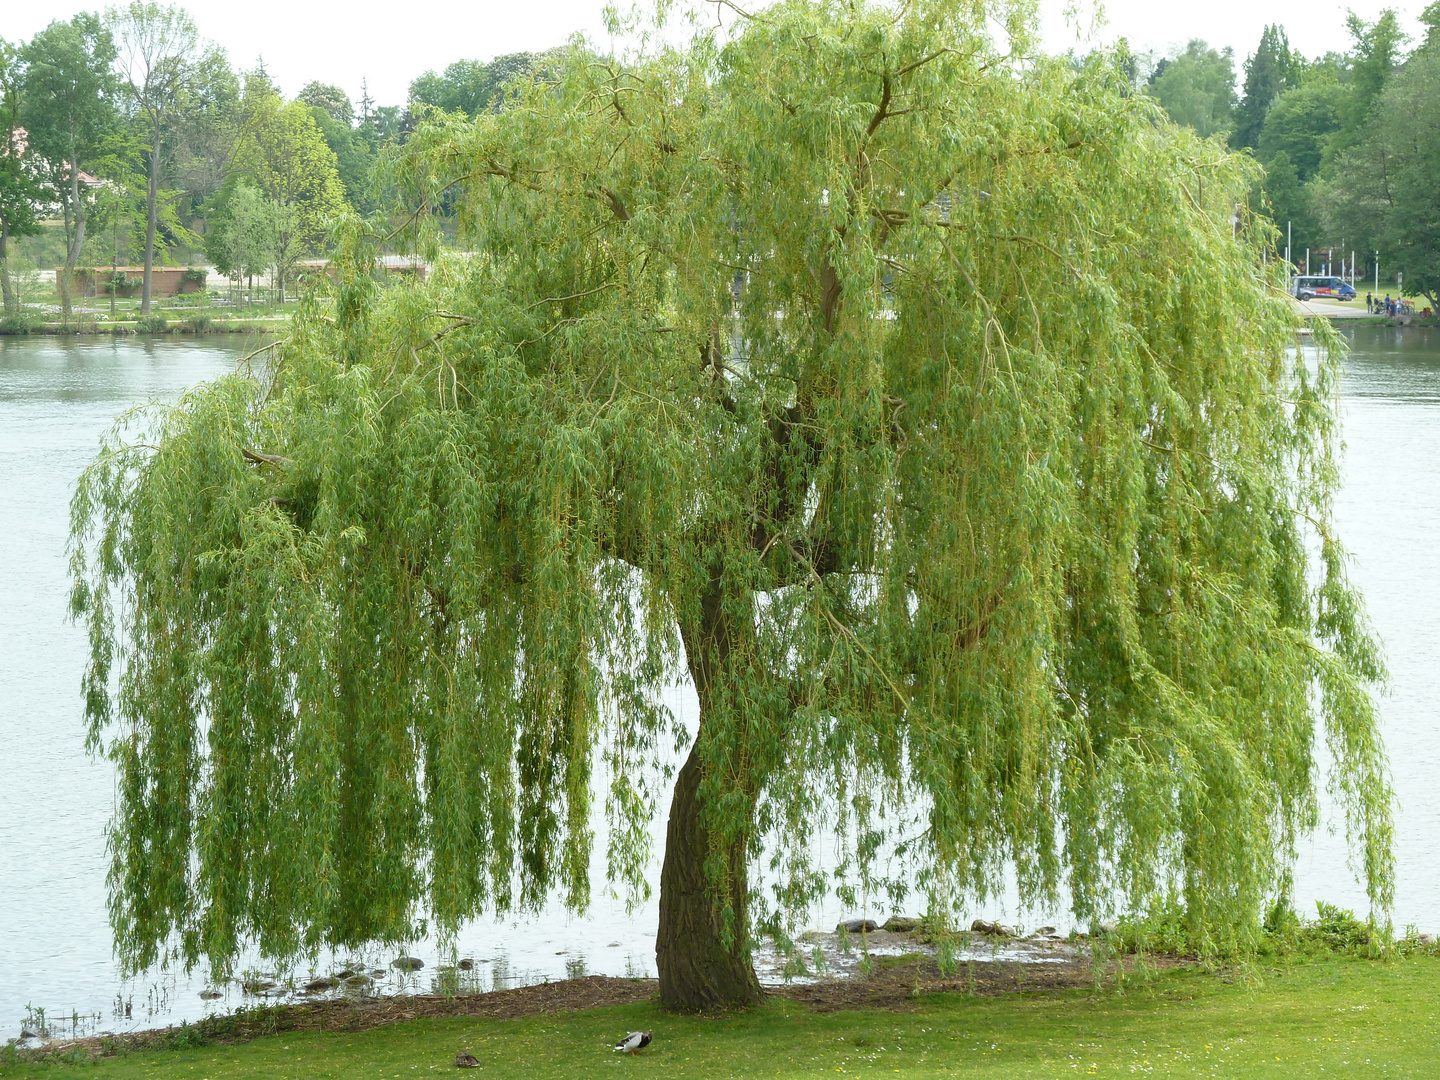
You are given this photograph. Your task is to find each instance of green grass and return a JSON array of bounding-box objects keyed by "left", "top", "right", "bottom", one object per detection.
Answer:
[{"left": 4, "top": 955, "right": 1437, "bottom": 1079}]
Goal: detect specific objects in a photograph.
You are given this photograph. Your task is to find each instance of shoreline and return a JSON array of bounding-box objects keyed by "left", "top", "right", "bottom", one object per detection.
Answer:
[
  {"left": 7, "top": 947, "right": 1148, "bottom": 1064},
  {"left": 1, "top": 324, "right": 286, "bottom": 337}
]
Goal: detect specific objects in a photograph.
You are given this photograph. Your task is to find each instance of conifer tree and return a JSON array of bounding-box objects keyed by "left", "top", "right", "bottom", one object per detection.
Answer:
[{"left": 1234, "top": 24, "right": 1299, "bottom": 151}]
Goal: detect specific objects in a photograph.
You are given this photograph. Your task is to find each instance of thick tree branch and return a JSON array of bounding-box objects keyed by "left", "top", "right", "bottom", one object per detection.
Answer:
[
  {"left": 242, "top": 447, "right": 293, "bottom": 468},
  {"left": 596, "top": 186, "right": 631, "bottom": 221}
]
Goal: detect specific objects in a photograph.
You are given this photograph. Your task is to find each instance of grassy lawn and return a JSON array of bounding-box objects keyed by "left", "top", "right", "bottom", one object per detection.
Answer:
[{"left": 4, "top": 955, "right": 1436, "bottom": 1079}]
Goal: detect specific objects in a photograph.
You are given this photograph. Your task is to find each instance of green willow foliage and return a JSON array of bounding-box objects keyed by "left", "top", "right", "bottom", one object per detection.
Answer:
[{"left": 71, "top": 0, "right": 1392, "bottom": 982}]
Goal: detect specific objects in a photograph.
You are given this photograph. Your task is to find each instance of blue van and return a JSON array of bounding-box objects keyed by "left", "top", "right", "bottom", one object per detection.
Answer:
[{"left": 1292, "top": 276, "right": 1357, "bottom": 301}]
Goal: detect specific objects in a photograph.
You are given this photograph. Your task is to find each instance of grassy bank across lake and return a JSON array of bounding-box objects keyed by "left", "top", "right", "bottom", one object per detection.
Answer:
[{"left": 3, "top": 955, "right": 1435, "bottom": 1079}]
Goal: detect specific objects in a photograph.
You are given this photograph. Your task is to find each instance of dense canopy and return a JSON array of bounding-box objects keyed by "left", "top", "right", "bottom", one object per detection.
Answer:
[{"left": 71, "top": 0, "right": 1391, "bottom": 1007}]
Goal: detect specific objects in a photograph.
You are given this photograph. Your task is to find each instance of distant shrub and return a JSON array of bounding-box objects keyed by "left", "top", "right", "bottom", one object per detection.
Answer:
[
  {"left": 135, "top": 314, "right": 169, "bottom": 334},
  {"left": 180, "top": 267, "right": 208, "bottom": 283},
  {"left": 0, "top": 310, "right": 41, "bottom": 334},
  {"left": 103, "top": 272, "right": 144, "bottom": 296}
]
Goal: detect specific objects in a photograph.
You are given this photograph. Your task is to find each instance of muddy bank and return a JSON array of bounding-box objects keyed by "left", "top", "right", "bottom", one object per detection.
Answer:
[{"left": 10, "top": 937, "right": 1170, "bottom": 1064}]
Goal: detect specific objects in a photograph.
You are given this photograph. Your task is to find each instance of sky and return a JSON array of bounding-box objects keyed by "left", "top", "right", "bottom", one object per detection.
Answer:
[{"left": 5, "top": 0, "right": 1435, "bottom": 108}]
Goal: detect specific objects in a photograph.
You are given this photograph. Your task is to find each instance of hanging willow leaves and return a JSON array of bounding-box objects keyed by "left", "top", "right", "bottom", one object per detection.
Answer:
[{"left": 70, "top": 0, "right": 1392, "bottom": 1008}]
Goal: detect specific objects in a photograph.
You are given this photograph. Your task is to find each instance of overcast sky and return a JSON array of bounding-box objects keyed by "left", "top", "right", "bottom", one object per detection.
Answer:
[{"left": 5, "top": 0, "right": 1435, "bottom": 108}]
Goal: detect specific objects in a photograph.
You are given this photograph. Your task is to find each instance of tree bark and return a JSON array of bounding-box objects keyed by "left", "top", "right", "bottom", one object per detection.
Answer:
[
  {"left": 61, "top": 149, "right": 88, "bottom": 318},
  {"left": 655, "top": 724, "right": 763, "bottom": 1009},
  {"left": 1, "top": 218, "right": 13, "bottom": 317},
  {"left": 655, "top": 581, "right": 763, "bottom": 1010},
  {"left": 142, "top": 129, "right": 160, "bottom": 316}
]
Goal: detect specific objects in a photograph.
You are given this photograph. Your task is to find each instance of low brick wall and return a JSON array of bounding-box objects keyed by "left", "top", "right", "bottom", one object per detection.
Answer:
[{"left": 65, "top": 267, "right": 207, "bottom": 298}]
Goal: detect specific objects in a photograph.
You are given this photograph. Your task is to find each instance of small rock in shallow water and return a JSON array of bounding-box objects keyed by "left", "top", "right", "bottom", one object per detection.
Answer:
[
  {"left": 342, "top": 975, "right": 374, "bottom": 989},
  {"left": 393, "top": 956, "right": 424, "bottom": 971},
  {"left": 336, "top": 969, "right": 356, "bottom": 980},
  {"left": 1034, "top": 926, "right": 1058, "bottom": 937},
  {"left": 837, "top": 918, "right": 878, "bottom": 934},
  {"left": 241, "top": 979, "right": 276, "bottom": 994},
  {"left": 304, "top": 977, "right": 338, "bottom": 992},
  {"left": 457, "top": 958, "right": 474, "bottom": 971},
  {"left": 198, "top": 990, "right": 223, "bottom": 1000},
  {"left": 1417, "top": 933, "right": 1436, "bottom": 946},
  {"left": 971, "top": 919, "right": 1014, "bottom": 937},
  {"left": 883, "top": 916, "right": 922, "bottom": 932}
]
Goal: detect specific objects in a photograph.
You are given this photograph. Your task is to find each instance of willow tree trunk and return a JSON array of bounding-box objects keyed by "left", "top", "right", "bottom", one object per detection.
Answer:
[{"left": 655, "top": 584, "right": 764, "bottom": 1010}]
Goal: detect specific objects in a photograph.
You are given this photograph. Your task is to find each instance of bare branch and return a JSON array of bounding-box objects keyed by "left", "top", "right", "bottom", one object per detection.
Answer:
[
  {"left": 712, "top": 0, "right": 754, "bottom": 18},
  {"left": 524, "top": 282, "right": 618, "bottom": 310},
  {"left": 893, "top": 49, "right": 957, "bottom": 78}
]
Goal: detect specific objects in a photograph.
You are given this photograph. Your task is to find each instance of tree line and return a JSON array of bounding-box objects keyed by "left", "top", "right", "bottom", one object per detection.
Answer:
[
  {"left": 0, "top": 1, "right": 557, "bottom": 320},
  {"left": 1134, "top": 4, "right": 1440, "bottom": 308}
]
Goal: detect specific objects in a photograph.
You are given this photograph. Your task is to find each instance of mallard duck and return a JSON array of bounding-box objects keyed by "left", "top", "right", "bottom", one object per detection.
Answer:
[{"left": 614, "top": 1031, "right": 652, "bottom": 1054}]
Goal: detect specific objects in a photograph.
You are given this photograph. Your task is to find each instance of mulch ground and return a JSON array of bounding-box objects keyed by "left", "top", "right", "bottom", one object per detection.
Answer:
[{"left": 31, "top": 952, "right": 1191, "bottom": 1062}]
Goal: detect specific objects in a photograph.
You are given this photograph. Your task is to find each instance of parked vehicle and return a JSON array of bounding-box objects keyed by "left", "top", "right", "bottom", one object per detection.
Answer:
[{"left": 1291, "top": 276, "right": 1356, "bottom": 301}]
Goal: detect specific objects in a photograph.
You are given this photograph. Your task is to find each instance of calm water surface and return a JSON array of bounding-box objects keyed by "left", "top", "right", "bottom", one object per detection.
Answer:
[{"left": 1, "top": 327, "right": 1437, "bottom": 1037}]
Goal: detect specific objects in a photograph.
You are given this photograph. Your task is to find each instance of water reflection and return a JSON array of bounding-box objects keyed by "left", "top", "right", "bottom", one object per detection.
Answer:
[{"left": 1289, "top": 325, "right": 1440, "bottom": 932}]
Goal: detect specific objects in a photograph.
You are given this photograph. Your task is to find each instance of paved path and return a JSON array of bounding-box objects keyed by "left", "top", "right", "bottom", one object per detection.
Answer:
[{"left": 1292, "top": 298, "right": 1386, "bottom": 320}]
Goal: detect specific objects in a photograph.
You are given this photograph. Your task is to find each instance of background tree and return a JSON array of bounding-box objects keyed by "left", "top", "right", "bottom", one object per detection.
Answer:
[
  {"left": 1251, "top": 76, "right": 1342, "bottom": 268},
  {"left": 86, "top": 141, "right": 146, "bottom": 318},
  {"left": 1233, "top": 24, "right": 1300, "bottom": 151},
  {"left": 72, "top": 0, "right": 1392, "bottom": 1010},
  {"left": 206, "top": 177, "right": 272, "bottom": 302},
  {"left": 20, "top": 13, "right": 118, "bottom": 315},
  {"left": 409, "top": 58, "right": 498, "bottom": 117},
  {"left": 1257, "top": 81, "right": 1345, "bottom": 182},
  {"left": 305, "top": 101, "right": 373, "bottom": 211},
  {"left": 108, "top": 1, "right": 222, "bottom": 315},
  {"left": 360, "top": 102, "right": 407, "bottom": 147},
  {"left": 1329, "top": 10, "right": 1406, "bottom": 163},
  {"left": 232, "top": 90, "right": 345, "bottom": 297},
  {"left": 263, "top": 195, "right": 299, "bottom": 302},
  {"left": 0, "top": 36, "right": 43, "bottom": 318},
  {"left": 1144, "top": 40, "right": 1236, "bottom": 138},
  {"left": 1261, "top": 150, "right": 1319, "bottom": 258},
  {"left": 408, "top": 52, "right": 554, "bottom": 119},
  {"left": 171, "top": 44, "right": 239, "bottom": 241},
  {"left": 1320, "top": 6, "right": 1440, "bottom": 309},
  {"left": 296, "top": 81, "right": 353, "bottom": 126}
]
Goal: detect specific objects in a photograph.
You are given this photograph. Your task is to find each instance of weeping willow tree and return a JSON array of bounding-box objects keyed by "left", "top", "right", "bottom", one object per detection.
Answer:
[{"left": 71, "top": 0, "right": 1392, "bottom": 1009}]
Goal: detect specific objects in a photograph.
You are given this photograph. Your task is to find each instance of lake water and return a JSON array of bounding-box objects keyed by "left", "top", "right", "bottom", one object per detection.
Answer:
[{"left": 1, "top": 327, "right": 1437, "bottom": 1039}]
